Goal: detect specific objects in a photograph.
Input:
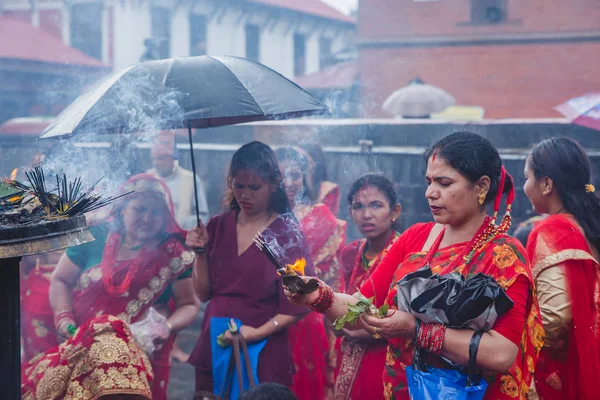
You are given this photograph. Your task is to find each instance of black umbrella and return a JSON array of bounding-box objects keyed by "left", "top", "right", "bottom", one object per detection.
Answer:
[{"left": 39, "top": 55, "right": 329, "bottom": 226}]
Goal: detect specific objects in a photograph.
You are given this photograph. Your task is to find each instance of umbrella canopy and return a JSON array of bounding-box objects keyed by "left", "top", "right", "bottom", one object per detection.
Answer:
[
  {"left": 382, "top": 77, "right": 455, "bottom": 118},
  {"left": 555, "top": 92, "right": 600, "bottom": 131},
  {"left": 39, "top": 55, "right": 328, "bottom": 139}
]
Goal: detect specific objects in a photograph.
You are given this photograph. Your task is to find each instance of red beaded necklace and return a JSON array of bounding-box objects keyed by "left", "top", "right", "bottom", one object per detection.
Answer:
[
  {"left": 101, "top": 233, "right": 150, "bottom": 297},
  {"left": 419, "top": 215, "right": 498, "bottom": 272}
]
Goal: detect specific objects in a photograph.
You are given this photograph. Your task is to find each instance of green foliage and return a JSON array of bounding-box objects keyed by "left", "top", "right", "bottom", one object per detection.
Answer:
[
  {"left": 333, "top": 293, "right": 389, "bottom": 331},
  {"left": 216, "top": 320, "right": 239, "bottom": 348}
]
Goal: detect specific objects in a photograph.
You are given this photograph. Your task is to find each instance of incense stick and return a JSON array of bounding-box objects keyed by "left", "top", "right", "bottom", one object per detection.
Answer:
[{"left": 254, "top": 232, "right": 285, "bottom": 271}]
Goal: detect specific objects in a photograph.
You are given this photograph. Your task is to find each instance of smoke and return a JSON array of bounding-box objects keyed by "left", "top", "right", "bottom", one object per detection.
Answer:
[{"left": 259, "top": 212, "right": 306, "bottom": 263}]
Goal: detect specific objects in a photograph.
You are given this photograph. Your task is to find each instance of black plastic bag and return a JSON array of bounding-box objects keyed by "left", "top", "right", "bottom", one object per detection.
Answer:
[{"left": 396, "top": 266, "right": 514, "bottom": 331}]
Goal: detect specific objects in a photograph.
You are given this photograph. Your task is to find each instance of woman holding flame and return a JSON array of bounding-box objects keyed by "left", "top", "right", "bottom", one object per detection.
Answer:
[
  {"left": 186, "top": 141, "right": 314, "bottom": 393},
  {"left": 23, "top": 174, "right": 200, "bottom": 400},
  {"left": 286, "top": 132, "right": 543, "bottom": 400},
  {"left": 276, "top": 146, "right": 346, "bottom": 399}
]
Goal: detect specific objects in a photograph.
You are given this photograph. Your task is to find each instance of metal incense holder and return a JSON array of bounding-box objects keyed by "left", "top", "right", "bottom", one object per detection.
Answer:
[
  {"left": 0, "top": 214, "right": 94, "bottom": 258},
  {"left": 0, "top": 214, "right": 94, "bottom": 399}
]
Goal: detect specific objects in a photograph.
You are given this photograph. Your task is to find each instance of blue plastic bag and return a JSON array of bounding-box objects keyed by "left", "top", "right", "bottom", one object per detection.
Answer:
[
  {"left": 210, "top": 317, "right": 267, "bottom": 400},
  {"left": 405, "top": 366, "right": 488, "bottom": 400}
]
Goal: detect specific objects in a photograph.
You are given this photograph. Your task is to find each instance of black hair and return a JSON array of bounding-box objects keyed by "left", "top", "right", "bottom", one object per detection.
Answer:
[
  {"left": 224, "top": 141, "right": 291, "bottom": 215},
  {"left": 424, "top": 131, "right": 514, "bottom": 205},
  {"left": 299, "top": 142, "right": 328, "bottom": 199},
  {"left": 529, "top": 137, "right": 600, "bottom": 252},
  {"left": 275, "top": 146, "right": 313, "bottom": 203},
  {"left": 347, "top": 173, "right": 399, "bottom": 207},
  {"left": 238, "top": 383, "right": 298, "bottom": 400}
]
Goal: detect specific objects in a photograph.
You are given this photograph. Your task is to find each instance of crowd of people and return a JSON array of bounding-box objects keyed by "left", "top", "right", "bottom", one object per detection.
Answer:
[{"left": 18, "top": 130, "right": 600, "bottom": 400}]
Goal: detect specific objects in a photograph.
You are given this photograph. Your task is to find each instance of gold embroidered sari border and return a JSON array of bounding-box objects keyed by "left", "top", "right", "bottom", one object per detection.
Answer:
[{"left": 532, "top": 249, "right": 598, "bottom": 279}]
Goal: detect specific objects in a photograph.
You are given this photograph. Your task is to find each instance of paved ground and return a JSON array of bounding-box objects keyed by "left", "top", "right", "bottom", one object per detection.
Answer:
[{"left": 167, "top": 304, "right": 206, "bottom": 399}]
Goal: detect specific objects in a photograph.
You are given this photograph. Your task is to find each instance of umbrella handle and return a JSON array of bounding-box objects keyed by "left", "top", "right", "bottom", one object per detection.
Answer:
[{"left": 187, "top": 121, "right": 205, "bottom": 254}]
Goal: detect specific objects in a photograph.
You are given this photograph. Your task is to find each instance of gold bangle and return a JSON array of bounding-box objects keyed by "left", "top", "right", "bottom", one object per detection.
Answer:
[{"left": 166, "top": 321, "right": 173, "bottom": 333}]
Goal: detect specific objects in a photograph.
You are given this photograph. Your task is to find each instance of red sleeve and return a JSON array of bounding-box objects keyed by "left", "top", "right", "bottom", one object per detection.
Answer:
[
  {"left": 360, "top": 223, "right": 434, "bottom": 306},
  {"left": 491, "top": 275, "right": 530, "bottom": 345}
]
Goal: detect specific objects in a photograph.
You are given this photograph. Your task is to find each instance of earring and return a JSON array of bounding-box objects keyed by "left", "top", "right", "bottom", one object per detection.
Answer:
[{"left": 478, "top": 192, "right": 486, "bottom": 205}]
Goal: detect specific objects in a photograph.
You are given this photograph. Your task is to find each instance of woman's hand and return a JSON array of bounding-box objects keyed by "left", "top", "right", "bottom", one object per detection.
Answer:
[
  {"left": 56, "top": 319, "right": 77, "bottom": 341},
  {"left": 359, "top": 309, "right": 417, "bottom": 340},
  {"left": 152, "top": 321, "right": 171, "bottom": 352},
  {"left": 283, "top": 276, "right": 321, "bottom": 306},
  {"left": 222, "top": 321, "right": 264, "bottom": 344},
  {"left": 186, "top": 221, "right": 208, "bottom": 248}
]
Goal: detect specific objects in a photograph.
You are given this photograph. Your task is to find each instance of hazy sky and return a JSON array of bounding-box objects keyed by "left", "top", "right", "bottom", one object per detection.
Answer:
[{"left": 322, "top": 0, "right": 358, "bottom": 15}]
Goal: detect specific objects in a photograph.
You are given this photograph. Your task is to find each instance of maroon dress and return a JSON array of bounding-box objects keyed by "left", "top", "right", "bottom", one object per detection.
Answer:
[{"left": 189, "top": 211, "right": 313, "bottom": 391}]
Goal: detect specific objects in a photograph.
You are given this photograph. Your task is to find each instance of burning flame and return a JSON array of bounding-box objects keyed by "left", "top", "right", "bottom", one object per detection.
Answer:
[
  {"left": 285, "top": 258, "right": 306, "bottom": 276},
  {"left": 10, "top": 168, "right": 17, "bottom": 181}
]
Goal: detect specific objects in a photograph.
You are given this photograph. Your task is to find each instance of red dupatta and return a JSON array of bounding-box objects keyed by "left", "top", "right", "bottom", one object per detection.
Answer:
[
  {"left": 294, "top": 203, "right": 346, "bottom": 286},
  {"left": 527, "top": 214, "right": 600, "bottom": 400}
]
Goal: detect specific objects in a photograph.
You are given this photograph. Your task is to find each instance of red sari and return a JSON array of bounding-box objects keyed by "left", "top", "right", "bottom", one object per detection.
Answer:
[
  {"left": 290, "top": 203, "right": 346, "bottom": 400},
  {"left": 360, "top": 223, "right": 543, "bottom": 400},
  {"left": 318, "top": 181, "right": 341, "bottom": 216},
  {"left": 21, "top": 263, "right": 58, "bottom": 363},
  {"left": 527, "top": 214, "right": 600, "bottom": 400},
  {"left": 22, "top": 314, "right": 153, "bottom": 400},
  {"left": 21, "top": 174, "right": 194, "bottom": 400},
  {"left": 334, "top": 232, "right": 400, "bottom": 400}
]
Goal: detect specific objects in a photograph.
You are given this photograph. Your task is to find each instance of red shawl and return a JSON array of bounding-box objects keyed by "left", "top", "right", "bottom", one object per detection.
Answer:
[{"left": 527, "top": 214, "right": 600, "bottom": 400}]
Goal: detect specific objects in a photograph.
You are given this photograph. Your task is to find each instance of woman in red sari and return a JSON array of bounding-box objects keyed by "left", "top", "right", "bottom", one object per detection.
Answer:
[
  {"left": 287, "top": 132, "right": 543, "bottom": 400},
  {"left": 22, "top": 174, "right": 200, "bottom": 400},
  {"left": 300, "top": 143, "right": 341, "bottom": 216},
  {"left": 523, "top": 137, "right": 600, "bottom": 400},
  {"left": 334, "top": 173, "right": 401, "bottom": 400},
  {"left": 276, "top": 146, "right": 346, "bottom": 399}
]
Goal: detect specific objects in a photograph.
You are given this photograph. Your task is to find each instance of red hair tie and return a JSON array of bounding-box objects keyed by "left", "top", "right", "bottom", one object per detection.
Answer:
[
  {"left": 498, "top": 171, "right": 515, "bottom": 233},
  {"left": 493, "top": 166, "right": 507, "bottom": 222}
]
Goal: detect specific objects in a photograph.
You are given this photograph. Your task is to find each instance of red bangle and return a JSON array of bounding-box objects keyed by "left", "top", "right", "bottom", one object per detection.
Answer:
[
  {"left": 54, "top": 310, "right": 75, "bottom": 329},
  {"left": 308, "top": 282, "right": 335, "bottom": 313},
  {"left": 418, "top": 323, "right": 446, "bottom": 355}
]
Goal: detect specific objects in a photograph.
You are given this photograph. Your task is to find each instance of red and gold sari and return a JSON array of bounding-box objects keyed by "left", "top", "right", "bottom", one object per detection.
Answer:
[
  {"left": 290, "top": 203, "right": 346, "bottom": 400},
  {"left": 21, "top": 174, "right": 195, "bottom": 400},
  {"left": 318, "top": 181, "right": 341, "bottom": 216},
  {"left": 527, "top": 214, "right": 600, "bottom": 400},
  {"left": 21, "top": 262, "right": 58, "bottom": 363},
  {"left": 360, "top": 223, "right": 543, "bottom": 400},
  {"left": 22, "top": 314, "right": 153, "bottom": 400},
  {"left": 334, "top": 231, "right": 400, "bottom": 400}
]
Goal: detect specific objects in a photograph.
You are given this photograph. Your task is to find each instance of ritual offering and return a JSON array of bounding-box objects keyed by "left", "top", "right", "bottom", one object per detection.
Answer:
[
  {"left": 0, "top": 166, "right": 131, "bottom": 258},
  {"left": 253, "top": 232, "right": 319, "bottom": 294},
  {"left": 333, "top": 293, "right": 390, "bottom": 330},
  {"left": 216, "top": 319, "right": 239, "bottom": 348}
]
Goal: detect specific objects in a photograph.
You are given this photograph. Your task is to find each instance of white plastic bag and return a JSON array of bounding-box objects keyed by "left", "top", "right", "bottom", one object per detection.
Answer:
[{"left": 129, "top": 307, "right": 170, "bottom": 355}]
